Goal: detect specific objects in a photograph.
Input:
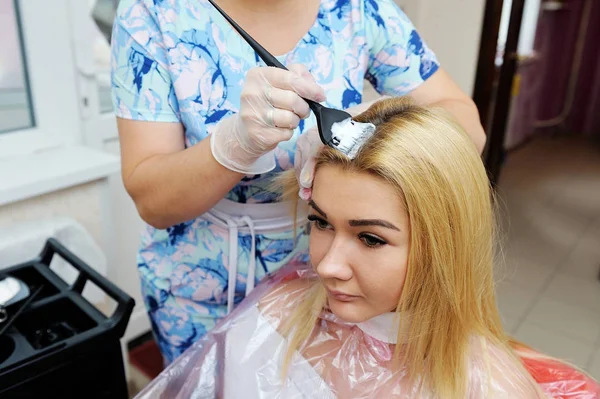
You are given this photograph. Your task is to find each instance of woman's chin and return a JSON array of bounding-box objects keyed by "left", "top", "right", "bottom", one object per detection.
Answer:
[{"left": 328, "top": 299, "right": 369, "bottom": 324}]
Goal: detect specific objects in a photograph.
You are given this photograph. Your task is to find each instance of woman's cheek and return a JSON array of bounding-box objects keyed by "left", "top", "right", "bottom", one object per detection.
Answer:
[{"left": 309, "top": 229, "right": 328, "bottom": 267}]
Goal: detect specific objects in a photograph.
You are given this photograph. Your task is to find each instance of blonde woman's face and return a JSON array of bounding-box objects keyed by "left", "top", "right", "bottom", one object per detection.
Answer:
[{"left": 309, "top": 165, "right": 410, "bottom": 323}]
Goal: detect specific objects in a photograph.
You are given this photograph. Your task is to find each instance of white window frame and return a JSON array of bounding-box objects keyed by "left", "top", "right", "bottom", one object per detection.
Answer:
[
  {"left": 67, "top": 0, "right": 119, "bottom": 149},
  {"left": 0, "top": 0, "right": 83, "bottom": 159}
]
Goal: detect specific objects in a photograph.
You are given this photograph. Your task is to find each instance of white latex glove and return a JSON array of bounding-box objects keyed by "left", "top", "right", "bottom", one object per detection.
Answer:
[
  {"left": 294, "top": 96, "right": 390, "bottom": 200},
  {"left": 211, "top": 64, "right": 326, "bottom": 175}
]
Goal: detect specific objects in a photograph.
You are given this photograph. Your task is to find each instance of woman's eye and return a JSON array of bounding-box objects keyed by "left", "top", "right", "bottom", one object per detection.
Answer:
[
  {"left": 307, "top": 215, "right": 331, "bottom": 231},
  {"left": 358, "top": 233, "right": 387, "bottom": 248}
]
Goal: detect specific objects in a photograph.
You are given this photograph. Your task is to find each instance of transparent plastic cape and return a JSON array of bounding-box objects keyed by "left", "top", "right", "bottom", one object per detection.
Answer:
[{"left": 135, "top": 263, "right": 600, "bottom": 399}]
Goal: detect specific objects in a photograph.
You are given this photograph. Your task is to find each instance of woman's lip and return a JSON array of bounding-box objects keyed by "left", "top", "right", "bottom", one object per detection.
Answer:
[{"left": 326, "top": 289, "right": 359, "bottom": 302}]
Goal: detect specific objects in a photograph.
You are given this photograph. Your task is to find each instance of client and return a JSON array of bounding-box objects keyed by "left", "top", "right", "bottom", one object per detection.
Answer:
[{"left": 135, "top": 98, "right": 600, "bottom": 399}]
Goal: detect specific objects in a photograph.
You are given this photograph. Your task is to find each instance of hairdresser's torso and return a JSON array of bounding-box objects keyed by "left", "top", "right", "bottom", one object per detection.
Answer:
[{"left": 214, "top": 0, "right": 323, "bottom": 57}]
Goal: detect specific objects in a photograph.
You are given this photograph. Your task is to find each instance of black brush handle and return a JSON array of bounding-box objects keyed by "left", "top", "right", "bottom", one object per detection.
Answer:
[
  {"left": 0, "top": 285, "right": 43, "bottom": 337},
  {"left": 207, "top": 0, "right": 285, "bottom": 69},
  {"left": 207, "top": 0, "right": 322, "bottom": 114}
]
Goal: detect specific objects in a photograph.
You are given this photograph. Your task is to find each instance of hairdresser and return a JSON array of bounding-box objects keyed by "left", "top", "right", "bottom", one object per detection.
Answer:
[{"left": 110, "top": 0, "right": 486, "bottom": 365}]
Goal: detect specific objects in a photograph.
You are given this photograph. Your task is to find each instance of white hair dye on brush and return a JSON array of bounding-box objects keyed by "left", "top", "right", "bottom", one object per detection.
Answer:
[{"left": 329, "top": 118, "right": 377, "bottom": 160}]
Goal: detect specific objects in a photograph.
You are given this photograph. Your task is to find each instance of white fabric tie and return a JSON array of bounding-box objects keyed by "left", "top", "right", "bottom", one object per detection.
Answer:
[
  {"left": 212, "top": 214, "right": 257, "bottom": 314},
  {"left": 200, "top": 199, "right": 308, "bottom": 315}
]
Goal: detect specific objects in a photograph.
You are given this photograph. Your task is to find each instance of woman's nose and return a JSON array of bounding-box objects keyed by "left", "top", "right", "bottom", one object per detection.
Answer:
[{"left": 315, "top": 239, "right": 353, "bottom": 281}]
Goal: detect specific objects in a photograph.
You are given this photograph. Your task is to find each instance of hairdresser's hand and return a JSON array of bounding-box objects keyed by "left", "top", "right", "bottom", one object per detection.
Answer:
[
  {"left": 294, "top": 96, "right": 390, "bottom": 200},
  {"left": 294, "top": 125, "right": 321, "bottom": 201},
  {"left": 210, "top": 65, "right": 326, "bottom": 174}
]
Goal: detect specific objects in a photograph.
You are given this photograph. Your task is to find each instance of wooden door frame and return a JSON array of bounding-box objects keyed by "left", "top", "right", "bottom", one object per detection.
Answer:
[{"left": 472, "top": 0, "right": 527, "bottom": 186}]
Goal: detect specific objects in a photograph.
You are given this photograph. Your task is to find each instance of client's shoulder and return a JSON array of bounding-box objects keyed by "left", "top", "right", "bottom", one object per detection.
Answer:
[{"left": 466, "top": 336, "right": 545, "bottom": 398}]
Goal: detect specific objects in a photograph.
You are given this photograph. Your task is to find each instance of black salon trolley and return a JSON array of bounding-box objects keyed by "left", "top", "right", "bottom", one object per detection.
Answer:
[{"left": 0, "top": 238, "right": 135, "bottom": 398}]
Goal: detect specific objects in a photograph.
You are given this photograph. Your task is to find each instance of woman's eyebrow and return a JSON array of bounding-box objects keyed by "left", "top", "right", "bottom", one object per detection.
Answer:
[
  {"left": 309, "top": 201, "right": 400, "bottom": 231},
  {"left": 308, "top": 200, "right": 327, "bottom": 217},
  {"left": 349, "top": 219, "right": 400, "bottom": 231}
]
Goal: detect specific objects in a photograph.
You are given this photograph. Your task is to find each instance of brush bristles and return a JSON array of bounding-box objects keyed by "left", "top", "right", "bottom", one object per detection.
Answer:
[{"left": 330, "top": 119, "right": 376, "bottom": 159}]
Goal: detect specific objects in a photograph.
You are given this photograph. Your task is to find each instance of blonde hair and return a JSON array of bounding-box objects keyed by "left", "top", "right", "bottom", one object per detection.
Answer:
[{"left": 276, "top": 97, "right": 550, "bottom": 398}]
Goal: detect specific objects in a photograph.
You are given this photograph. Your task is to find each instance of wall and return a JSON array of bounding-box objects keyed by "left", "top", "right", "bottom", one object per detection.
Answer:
[
  {"left": 0, "top": 182, "right": 105, "bottom": 250},
  {"left": 401, "top": 0, "right": 486, "bottom": 95}
]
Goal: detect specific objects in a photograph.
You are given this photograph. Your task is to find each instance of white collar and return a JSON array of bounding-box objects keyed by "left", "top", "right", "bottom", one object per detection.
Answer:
[{"left": 355, "top": 312, "right": 408, "bottom": 344}]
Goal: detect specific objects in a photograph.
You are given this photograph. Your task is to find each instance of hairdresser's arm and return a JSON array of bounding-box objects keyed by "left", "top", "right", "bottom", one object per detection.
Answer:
[
  {"left": 408, "top": 68, "right": 486, "bottom": 154},
  {"left": 118, "top": 65, "right": 324, "bottom": 229},
  {"left": 118, "top": 118, "right": 244, "bottom": 229}
]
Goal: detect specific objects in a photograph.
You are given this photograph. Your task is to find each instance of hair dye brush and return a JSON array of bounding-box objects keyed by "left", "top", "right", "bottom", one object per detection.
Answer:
[{"left": 207, "top": 0, "right": 376, "bottom": 159}]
